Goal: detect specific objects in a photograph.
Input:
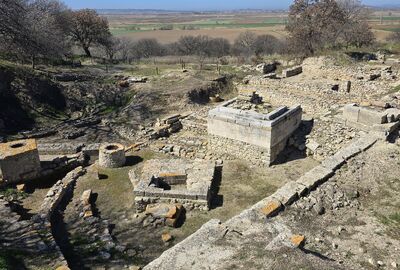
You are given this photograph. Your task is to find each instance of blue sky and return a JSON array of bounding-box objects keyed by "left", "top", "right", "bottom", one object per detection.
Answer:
[{"left": 64, "top": 0, "right": 400, "bottom": 10}]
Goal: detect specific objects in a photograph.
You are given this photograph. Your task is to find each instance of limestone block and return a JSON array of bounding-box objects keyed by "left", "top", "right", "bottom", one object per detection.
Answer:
[
  {"left": 271, "top": 182, "right": 304, "bottom": 206},
  {"left": 358, "top": 108, "right": 387, "bottom": 125},
  {"left": 290, "top": 235, "right": 305, "bottom": 248},
  {"left": 334, "top": 144, "right": 361, "bottom": 161},
  {"left": 296, "top": 166, "right": 333, "bottom": 190},
  {"left": 81, "top": 189, "right": 92, "bottom": 205},
  {"left": 0, "top": 139, "right": 41, "bottom": 184},
  {"left": 282, "top": 66, "right": 303, "bottom": 78},
  {"left": 321, "top": 154, "right": 346, "bottom": 171},
  {"left": 343, "top": 104, "right": 360, "bottom": 123},
  {"left": 260, "top": 199, "right": 283, "bottom": 218}
]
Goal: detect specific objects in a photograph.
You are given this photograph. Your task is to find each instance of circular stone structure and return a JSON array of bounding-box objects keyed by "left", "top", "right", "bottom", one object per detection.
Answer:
[{"left": 99, "top": 143, "right": 126, "bottom": 168}]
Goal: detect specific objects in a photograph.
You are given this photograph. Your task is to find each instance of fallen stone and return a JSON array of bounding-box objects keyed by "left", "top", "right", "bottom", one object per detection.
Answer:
[
  {"left": 16, "top": 184, "right": 26, "bottom": 192},
  {"left": 162, "top": 232, "right": 173, "bottom": 243},
  {"left": 81, "top": 189, "right": 92, "bottom": 205},
  {"left": 55, "top": 266, "right": 71, "bottom": 270},
  {"left": 83, "top": 210, "right": 93, "bottom": 218},
  {"left": 290, "top": 235, "right": 305, "bottom": 248},
  {"left": 260, "top": 199, "right": 283, "bottom": 218}
]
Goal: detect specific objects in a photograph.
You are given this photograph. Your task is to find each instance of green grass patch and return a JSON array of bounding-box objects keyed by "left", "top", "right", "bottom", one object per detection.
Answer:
[
  {"left": 0, "top": 188, "right": 28, "bottom": 200},
  {"left": 377, "top": 27, "right": 400, "bottom": 33}
]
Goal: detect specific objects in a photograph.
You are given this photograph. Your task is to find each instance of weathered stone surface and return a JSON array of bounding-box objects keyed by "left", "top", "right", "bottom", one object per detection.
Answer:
[
  {"left": 0, "top": 139, "right": 41, "bottom": 184},
  {"left": 38, "top": 166, "right": 86, "bottom": 220},
  {"left": 208, "top": 98, "right": 302, "bottom": 165},
  {"left": 99, "top": 143, "right": 126, "bottom": 168},
  {"left": 134, "top": 159, "right": 216, "bottom": 212},
  {"left": 260, "top": 199, "right": 283, "bottom": 217},
  {"left": 81, "top": 189, "right": 92, "bottom": 205},
  {"left": 290, "top": 235, "right": 305, "bottom": 248},
  {"left": 296, "top": 166, "right": 333, "bottom": 190},
  {"left": 282, "top": 66, "right": 303, "bottom": 78},
  {"left": 162, "top": 233, "right": 173, "bottom": 243}
]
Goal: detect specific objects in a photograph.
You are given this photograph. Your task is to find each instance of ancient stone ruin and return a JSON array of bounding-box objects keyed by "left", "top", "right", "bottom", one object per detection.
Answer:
[
  {"left": 132, "top": 159, "right": 217, "bottom": 211},
  {"left": 0, "top": 139, "right": 41, "bottom": 184},
  {"left": 207, "top": 96, "right": 302, "bottom": 165},
  {"left": 343, "top": 104, "right": 400, "bottom": 136},
  {"left": 99, "top": 143, "right": 126, "bottom": 168},
  {"left": 282, "top": 66, "right": 303, "bottom": 78}
]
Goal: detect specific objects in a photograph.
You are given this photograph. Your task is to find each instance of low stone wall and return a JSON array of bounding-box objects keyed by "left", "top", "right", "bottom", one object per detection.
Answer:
[
  {"left": 37, "top": 166, "right": 86, "bottom": 220},
  {"left": 0, "top": 199, "right": 67, "bottom": 268},
  {"left": 282, "top": 66, "right": 303, "bottom": 78},
  {"left": 37, "top": 142, "right": 85, "bottom": 155},
  {"left": 40, "top": 153, "right": 86, "bottom": 179},
  {"left": 343, "top": 104, "right": 400, "bottom": 137},
  {"left": 143, "top": 134, "right": 378, "bottom": 270},
  {"left": 208, "top": 135, "right": 269, "bottom": 165},
  {"left": 132, "top": 159, "right": 217, "bottom": 212}
]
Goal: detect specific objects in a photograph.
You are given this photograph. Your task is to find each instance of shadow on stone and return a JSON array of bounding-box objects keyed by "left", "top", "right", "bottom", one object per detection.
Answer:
[
  {"left": 209, "top": 165, "right": 223, "bottom": 210},
  {"left": 272, "top": 119, "right": 314, "bottom": 166}
]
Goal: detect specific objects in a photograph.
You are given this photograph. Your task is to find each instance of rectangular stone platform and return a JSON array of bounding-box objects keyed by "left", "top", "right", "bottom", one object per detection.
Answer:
[{"left": 207, "top": 98, "right": 302, "bottom": 165}]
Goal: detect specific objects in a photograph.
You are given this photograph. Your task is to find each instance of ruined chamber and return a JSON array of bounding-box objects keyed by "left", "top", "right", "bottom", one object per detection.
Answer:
[
  {"left": 207, "top": 97, "right": 302, "bottom": 165},
  {"left": 132, "top": 159, "right": 217, "bottom": 212}
]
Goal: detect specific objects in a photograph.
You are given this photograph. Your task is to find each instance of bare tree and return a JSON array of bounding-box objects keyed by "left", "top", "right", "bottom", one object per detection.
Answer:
[
  {"left": 118, "top": 37, "right": 134, "bottom": 63},
  {"left": 286, "top": 0, "right": 347, "bottom": 56},
  {"left": 387, "top": 31, "right": 400, "bottom": 43},
  {"left": 68, "top": 9, "right": 111, "bottom": 57},
  {"left": 0, "top": 0, "right": 26, "bottom": 44},
  {"left": 207, "top": 38, "right": 231, "bottom": 58},
  {"left": 232, "top": 31, "right": 257, "bottom": 57},
  {"left": 254, "top": 35, "right": 285, "bottom": 55},
  {"left": 131, "top": 39, "right": 164, "bottom": 60},
  {"left": 177, "top": 35, "right": 202, "bottom": 55}
]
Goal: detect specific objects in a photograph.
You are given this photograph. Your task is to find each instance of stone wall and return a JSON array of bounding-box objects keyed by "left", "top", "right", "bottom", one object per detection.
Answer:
[
  {"left": 143, "top": 134, "right": 379, "bottom": 270},
  {"left": 282, "top": 66, "right": 303, "bottom": 78},
  {"left": 208, "top": 135, "right": 269, "bottom": 165},
  {"left": 37, "top": 166, "right": 86, "bottom": 220},
  {"left": 0, "top": 198, "right": 68, "bottom": 268},
  {"left": 343, "top": 104, "right": 400, "bottom": 137},
  {"left": 132, "top": 159, "right": 217, "bottom": 211},
  {"left": 207, "top": 99, "right": 302, "bottom": 165}
]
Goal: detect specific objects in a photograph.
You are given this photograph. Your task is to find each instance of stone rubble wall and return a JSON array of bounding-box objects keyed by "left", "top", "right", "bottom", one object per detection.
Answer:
[
  {"left": 132, "top": 159, "right": 216, "bottom": 212},
  {"left": 208, "top": 135, "right": 269, "bottom": 166},
  {"left": 37, "top": 142, "right": 85, "bottom": 155},
  {"left": 37, "top": 166, "right": 86, "bottom": 220},
  {"left": 144, "top": 134, "right": 378, "bottom": 270},
  {"left": 39, "top": 153, "right": 86, "bottom": 179},
  {"left": 0, "top": 198, "right": 68, "bottom": 268},
  {"left": 282, "top": 66, "right": 303, "bottom": 78}
]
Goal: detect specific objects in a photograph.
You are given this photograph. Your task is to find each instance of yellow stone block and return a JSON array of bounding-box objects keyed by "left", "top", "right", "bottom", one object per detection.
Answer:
[
  {"left": 260, "top": 200, "right": 282, "bottom": 218},
  {"left": 161, "top": 232, "right": 173, "bottom": 243},
  {"left": 290, "top": 234, "right": 305, "bottom": 247}
]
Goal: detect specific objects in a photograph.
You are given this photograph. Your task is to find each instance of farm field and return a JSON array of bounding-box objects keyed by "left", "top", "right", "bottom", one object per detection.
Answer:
[{"left": 105, "top": 10, "right": 400, "bottom": 43}]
